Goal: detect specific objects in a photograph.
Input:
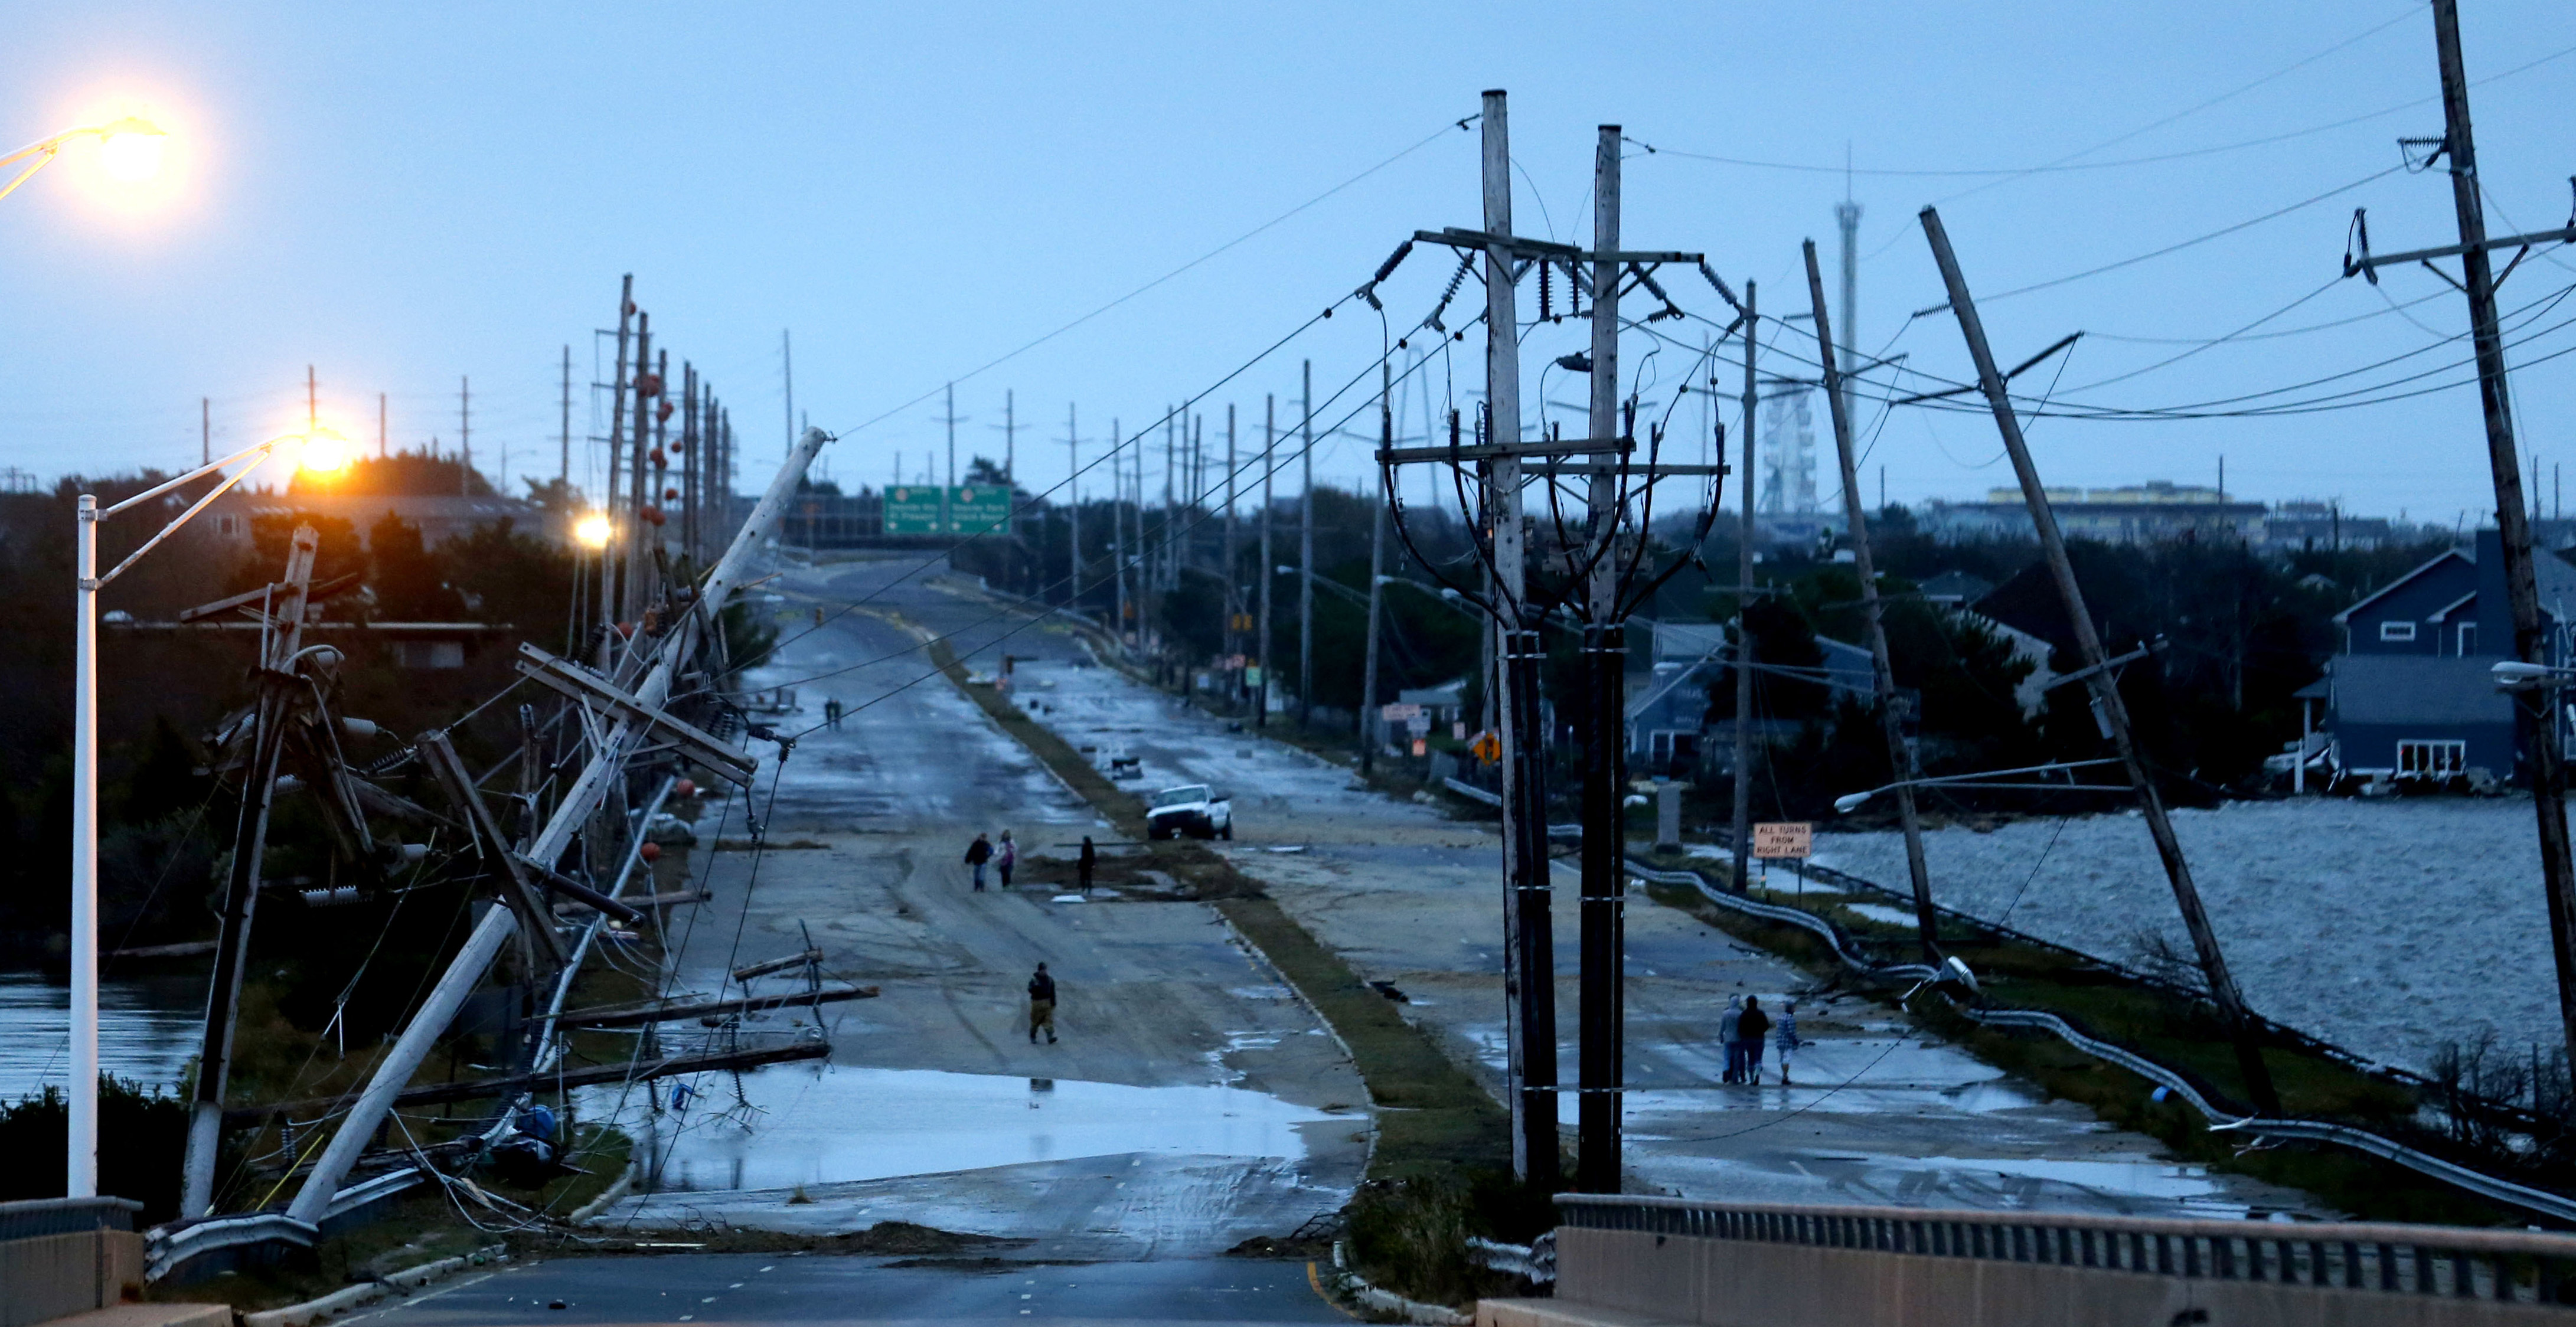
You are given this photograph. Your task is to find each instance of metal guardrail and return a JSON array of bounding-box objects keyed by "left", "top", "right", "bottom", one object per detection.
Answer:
[
  {"left": 1624, "top": 856, "right": 2576, "bottom": 1225},
  {"left": 0, "top": 1197, "right": 142, "bottom": 1241},
  {"left": 143, "top": 1166, "right": 429, "bottom": 1282},
  {"left": 1558, "top": 1193, "right": 2576, "bottom": 1305}
]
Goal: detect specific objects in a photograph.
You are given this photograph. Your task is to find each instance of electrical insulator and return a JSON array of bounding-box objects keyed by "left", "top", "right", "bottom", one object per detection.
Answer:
[
  {"left": 663, "top": 487, "right": 680, "bottom": 502},
  {"left": 657, "top": 400, "right": 675, "bottom": 423},
  {"left": 636, "top": 372, "right": 662, "bottom": 397},
  {"left": 651, "top": 447, "right": 667, "bottom": 468},
  {"left": 641, "top": 504, "right": 666, "bottom": 526}
]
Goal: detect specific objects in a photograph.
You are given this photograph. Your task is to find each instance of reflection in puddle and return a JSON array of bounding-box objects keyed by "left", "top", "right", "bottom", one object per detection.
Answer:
[{"left": 586, "top": 1064, "right": 1336, "bottom": 1194}]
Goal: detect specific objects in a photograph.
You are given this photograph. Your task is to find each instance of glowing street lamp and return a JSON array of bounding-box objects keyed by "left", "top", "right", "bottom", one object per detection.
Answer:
[
  {"left": 575, "top": 511, "right": 614, "bottom": 549},
  {"left": 66, "top": 429, "right": 331, "bottom": 1198},
  {"left": 0, "top": 116, "right": 168, "bottom": 204}
]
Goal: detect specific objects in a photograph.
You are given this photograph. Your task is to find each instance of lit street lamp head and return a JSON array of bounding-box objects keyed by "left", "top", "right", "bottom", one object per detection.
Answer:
[
  {"left": 575, "top": 512, "right": 614, "bottom": 548},
  {"left": 295, "top": 427, "right": 352, "bottom": 474},
  {"left": 93, "top": 117, "right": 168, "bottom": 183}
]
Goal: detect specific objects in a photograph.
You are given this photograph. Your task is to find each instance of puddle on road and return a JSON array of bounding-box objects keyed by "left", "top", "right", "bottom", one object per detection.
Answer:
[{"left": 586, "top": 1063, "right": 1337, "bottom": 1194}]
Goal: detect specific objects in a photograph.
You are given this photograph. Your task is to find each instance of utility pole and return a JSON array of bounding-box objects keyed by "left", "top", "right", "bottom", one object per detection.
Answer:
[
  {"left": 1806, "top": 238, "right": 1939, "bottom": 961},
  {"left": 200, "top": 398, "right": 209, "bottom": 466},
  {"left": 1360, "top": 365, "right": 1389, "bottom": 773},
  {"left": 942, "top": 383, "right": 960, "bottom": 539},
  {"left": 1575, "top": 123, "right": 1627, "bottom": 1194},
  {"left": 1112, "top": 418, "right": 1128, "bottom": 640},
  {"left": 1164, "top": 410, "right": 1178, "bottom": 600},
  {"left": 459, "top": 376, "right": 472, "bottom": 495},
  {"left": 782, "top": 329, "right": 794, "bottom": 471},
  {"left": 1922, "top": 205, "right": 2279, "bottom": 1112},
  {"left": 379, "top": 394, "right": 387, "bottom": 459},
  {"left": 1225, "top": 403, "right": 1240, "bottom": 685},
  {"left": 2433, "top": 0, "right": 2576, "bottom": 1061},
  {"left": 682, "top": 365, "right": 699, "bottom": 562},
  {"left": 1731, "top": 283, "right": 1757, "bottom": 897},
  {"left": 1260, "top": 396, "right": 1275, "bottom": 727},
  {"left": 560, "top": 345, "right": 573, "bottom": 485},
  {"left": 1479, "top": 90, "right": 1558, "bottom": 1191},
  {"left": 1066, "top": 404, "right": 1082, "bottom": 612},
  {"left": 624, "top": 315, "right": 652, "bottom": 627},
  {"left": 1299, "top": 361, "right": 1315, "bottom": 728},
  {"left": 306, "top": 365, "right": 316, "bottom": 433},
  {"left": 1002, "top": 389, "right": 1018, "bottom": 486}
]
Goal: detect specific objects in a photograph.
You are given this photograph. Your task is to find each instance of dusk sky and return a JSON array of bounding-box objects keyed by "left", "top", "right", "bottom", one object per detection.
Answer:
[{"left": 2, "top": 2, "right": 2572, "bottom": 527}]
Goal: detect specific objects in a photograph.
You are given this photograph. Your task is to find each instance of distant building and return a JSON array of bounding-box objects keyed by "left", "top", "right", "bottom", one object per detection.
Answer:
[
  {"left": 1916, "top": 570, "right": 1994, "bottom": 607},
  {"left": 1623, "top": 619, "right": 1873, "bottom": 776},
  {"left": 205, "top": 489, "right": 556, "bottom": 552},
  {"left": 2262, "top": 501, "right": 2392, "bottom": 551},
  {"left": 1918, "top": 482, "right": 2264, "bottom": 545},
  {"left": 2320, "top": 530, "right": 2576, "bottom": 780}
]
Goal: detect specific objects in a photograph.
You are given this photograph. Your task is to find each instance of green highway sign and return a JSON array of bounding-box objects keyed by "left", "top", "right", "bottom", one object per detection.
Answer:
[{"left": 884, "top": 485, "right": 1013, "bottom": 536}]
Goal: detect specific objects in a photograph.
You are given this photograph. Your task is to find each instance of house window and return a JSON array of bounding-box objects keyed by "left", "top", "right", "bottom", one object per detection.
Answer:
[
  {"left": 2459, "top": 622, "right": 2478, "bottom": 655},
  {"left": 391, "top": 640, "right": 465, "bottom": 669},
  {"left": 2379, "top": 620, "right": 2417, "bottom": 643},
  {"left": 2397, "top": 740, "right": 2467, "bottom": 779},
  {"left": 213, "top": 514, "right": 243, "bottom": 538}
]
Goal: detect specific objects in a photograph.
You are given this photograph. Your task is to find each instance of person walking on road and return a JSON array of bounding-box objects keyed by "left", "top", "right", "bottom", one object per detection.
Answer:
[
  {"left": 964, "top": 832, "right": 993, "bottom": 891},
  {"left": 1078, "top": 836, "right": 1097, "bottom": 893},
  {"left": 997, "top": 830, "right": 1017, "bottom": 888},
  {"left": 1775, "top": 999, "right": 1804, "bottom": 1086},
  {"left": 1027, "top": 962, "right": 1057, "bottom": 1044},
  {"left": 1718, "top": 995, "right": 1744, "bottom": 1084},
  {"left": 1736, "top": 995, "right": 1771, "bottom": 1085}
]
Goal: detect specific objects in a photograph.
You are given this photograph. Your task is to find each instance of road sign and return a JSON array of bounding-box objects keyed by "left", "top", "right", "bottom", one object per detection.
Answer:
[
  {"left": 1752, "top": 822, "right": 1813, "bottom": 859},
  {"left": 1381, "top": 703, "right": 1425, "bottom": 721},
  {"left": 884, "top": 485, "right": 1013, "bottom": 535},
  {"left": 949, "top": 485, "right": 1012, "bottom": 535},
  {"left": 1468, "top": 730, "right": 1501, "bottom": 764}
]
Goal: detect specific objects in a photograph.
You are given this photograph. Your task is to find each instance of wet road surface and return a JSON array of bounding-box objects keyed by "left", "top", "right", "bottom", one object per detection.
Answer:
[{"left": 351, "top": 1253, "right": 1343, "bottom": 1325}]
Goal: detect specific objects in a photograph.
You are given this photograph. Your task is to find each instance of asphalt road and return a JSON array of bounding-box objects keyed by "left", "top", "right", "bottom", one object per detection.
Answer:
[
  {"left": 352, "top": 1252, "right": 1344, "bottom": 1325},
  {"left": 583, "top": 553, "right": 1368, "bottom": 1260}
]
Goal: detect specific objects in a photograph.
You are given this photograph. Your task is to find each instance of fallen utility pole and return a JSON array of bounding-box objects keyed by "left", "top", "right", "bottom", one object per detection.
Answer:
[
  {"left": 1804, "top": 238, "right": 1940, "bottom": 962},
  {"left": 1921, "top": 205, "right": 2278, "bottom": 1113},
  {"left": 274, "top": 426, "right": 831, "bottom": 1224},
  {"left": 228, "top": 1040, "right": 829, "bottom": 1127},
  {"left": 561, "top": 980, "right": 879, "bottom": 1029}
]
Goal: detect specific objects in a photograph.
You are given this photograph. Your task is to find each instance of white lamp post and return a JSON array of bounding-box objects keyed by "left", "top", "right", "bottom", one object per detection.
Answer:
[{"left": 67, "top": 429, "right": 339, "bottom": 1197}]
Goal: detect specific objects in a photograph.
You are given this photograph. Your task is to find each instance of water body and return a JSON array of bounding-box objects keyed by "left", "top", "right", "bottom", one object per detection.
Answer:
[
  {"left": 580, "top": 1063, "right": 1338, "bottom": 1195},
  {"left": 0, "top": 970, "right": 203, "bottom": 1102}
]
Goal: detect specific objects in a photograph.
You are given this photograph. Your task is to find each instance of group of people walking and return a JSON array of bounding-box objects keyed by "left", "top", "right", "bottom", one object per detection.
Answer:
[
  {"left": 1719, "top": 995, "right": 1802, "bottom": 1085},
  {"left": 962, "top": 831, "right": 1017, "bottom": 890}
]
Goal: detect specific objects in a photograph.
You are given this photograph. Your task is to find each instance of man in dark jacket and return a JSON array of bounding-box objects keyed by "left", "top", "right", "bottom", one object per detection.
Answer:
[
  {"left": 964, "top": 832, "right": 993, "bottom": 891},
  {"left": 1077, "top": 836, "right": 1098, "bottom": 893},
  {"left": 1736, "top": 995, "right": 1771, "bottom": 1085},
  {"left": 1027, "top": 963, "right": 1057, "bottom": 1044}
]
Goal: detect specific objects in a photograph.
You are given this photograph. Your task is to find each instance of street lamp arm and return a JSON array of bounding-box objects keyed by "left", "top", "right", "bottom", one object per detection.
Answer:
[
  {"left": 0, "top": 119, "right": 164, "bottom": 204},
  {"left": 94, "top": 461, "right": 263, "bottom": 590},
  {"left": 101, "top": 433, "right": 296, "bottom": 519}
]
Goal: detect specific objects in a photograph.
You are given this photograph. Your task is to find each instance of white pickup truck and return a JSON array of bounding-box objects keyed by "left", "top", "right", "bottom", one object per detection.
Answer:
[{"left": 1146, "top": 783, "right": 1233, "bottom": 840}]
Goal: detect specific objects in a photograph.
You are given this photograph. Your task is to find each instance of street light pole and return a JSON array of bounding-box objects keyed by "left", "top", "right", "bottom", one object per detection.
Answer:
[{"left": 71, "top": 432, "right": 324, "bottom": 1197}]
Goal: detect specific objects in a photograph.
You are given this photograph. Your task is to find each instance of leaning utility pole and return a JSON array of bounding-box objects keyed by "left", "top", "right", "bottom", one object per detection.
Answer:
[
  {"left": 1260, "top": 396, "right": 1276, "bottom": 727},
  {"left": 603, "top": 277, "right": 634, "bottom": 653},
  {"left": 1835, "top": 198, "right": 1862, "bottom": 431},
  {"left": 1299, "top": 361, "right": 1316, "bottom": 728},
  {"left": 560, "top": 345, "right": 573, "bottom": 485},
  {"left": 1575, "top": 123, "right": 1628, "bottom": 1192},
  {"left": 2392, "top": 0, "right": 2576, "bottom": 1060},
  {"left": 1922, "top": 205, "right": 2278, "bottom": 1112},
  {"left": 1806, "top": 238, "right": 1939, "bottom": 961},
  {"left": 1731, "top": 282, "right": 1757, "bottom": 897},
  {"left": 180, "top": 529, "right": 319, "bottom": 1217},
  {"left": 1360, "top": 365, "right": 1390, "bottom": 773}
]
